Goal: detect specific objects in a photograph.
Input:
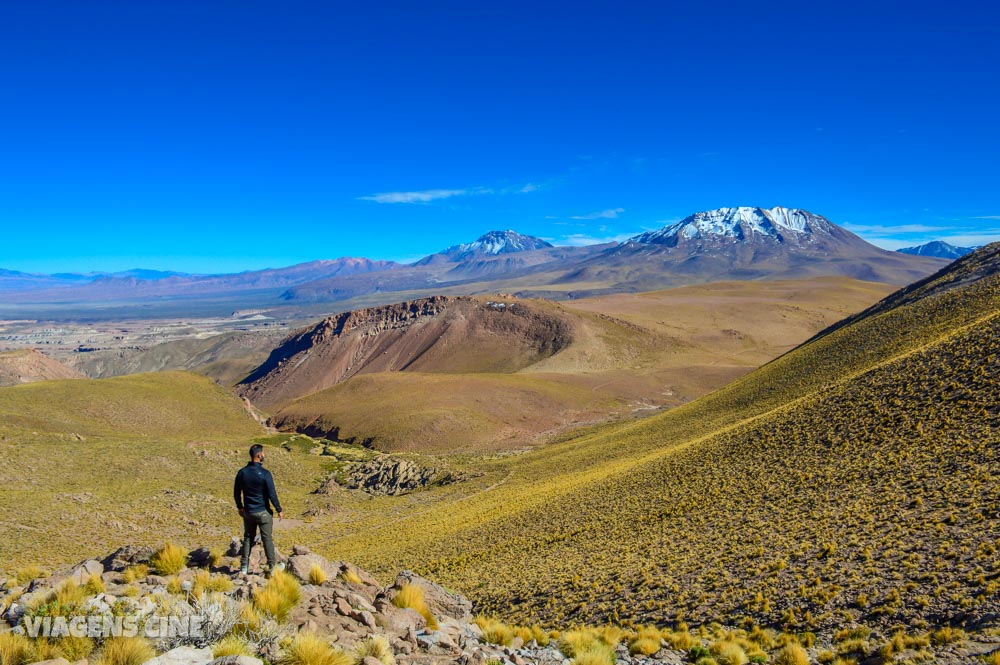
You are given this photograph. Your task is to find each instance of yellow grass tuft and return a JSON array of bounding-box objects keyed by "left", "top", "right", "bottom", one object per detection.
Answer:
[
  {"left": 340, "top": 569, "right": 363, "bottom": 586},
  {"left": 151, "top": 543, "right": 188, "bottom": 576},
  {"left": 55, "top": 578, "right": 88, "bottom": 606},
  {"left": 772, "top": 644, "right": 810, "bottom": 665},
  {"left": 476, "top": 616, "right": 515, "bottom": 646},
  {"left": 569, "top": 644, "right": 616, "bottom": 665},
  {"left": 193, "top": 569, "right": 233, "bottom": 597},
  {"left": 166, "top": 576, "right": 183, "bottom": 594},
  {"left": 279, "top": 632, "right": 352, "bottom": 665},
  {"left": 932, "top": 626, "right": 966, "bottom": 645},
  {"left": 212, "top": 635, "right": 254, "bottom": 659},
  {"left": 84, "top": 572, "right": 106, "bottom": 595},
  {"left": 308, "top": 564, "right": 328, "bottom": 586},
  {"left": 352, "top": 635, "right": 395, "bottom": 665},
  {"left": 253, "top": 570, "right": 302, "bottom": 622},
  {"left": 392, "top": 584, "right": 438, "bottom": 630},
  {"left": 0, "top": 633, "right": 36, "bottom": 665},
  {"left": 14, "top": 565, "right": 45, "bottom": 585},
  {"left": 629, "top": 638, "right": 661, "bottom": 656},
  {"left": 710, "top": 640, "right": 747, "bottom": 665},
  {"left": 122, "top": 564, "right": 149, "bottom": 584},
  {"left": 58, "top": 635, "right": 96, "bottom": 661},
  {"left": 95, "top": 637, "right": 156, "bottom": 665}
]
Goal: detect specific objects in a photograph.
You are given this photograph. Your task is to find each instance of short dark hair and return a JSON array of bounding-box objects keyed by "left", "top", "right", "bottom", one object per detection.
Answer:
[{"left": 249, "top": 444, "right": 264, "bottom": 460}]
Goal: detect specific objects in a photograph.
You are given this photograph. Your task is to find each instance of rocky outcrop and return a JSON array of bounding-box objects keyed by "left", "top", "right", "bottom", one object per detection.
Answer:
[
  {"left": 324, "top": 457, "right": 466, "bottom": 496},
  {"left": 236, "top": 296, "right": 573, "bottom": 412}
]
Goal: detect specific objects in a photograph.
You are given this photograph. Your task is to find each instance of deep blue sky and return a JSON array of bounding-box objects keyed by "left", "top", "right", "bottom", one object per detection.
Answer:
[{"left": 2, "top": 0, "right": 998, "bottom": 273}]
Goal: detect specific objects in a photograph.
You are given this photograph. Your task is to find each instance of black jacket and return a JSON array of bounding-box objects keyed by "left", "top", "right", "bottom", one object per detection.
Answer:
[{"left": 234, "top": 462, "right": 282, "bottom": 514}]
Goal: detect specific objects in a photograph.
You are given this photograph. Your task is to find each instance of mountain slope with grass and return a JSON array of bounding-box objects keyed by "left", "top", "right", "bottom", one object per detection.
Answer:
[
  {"left": 0, "top": 371, "right": 262, "bottom": 439},
  {"left": 316, "top": 243, "right": 1000, "bottom": 635},
  {"left": 243, "top": 280, "right": 892, "bottom": 452}
]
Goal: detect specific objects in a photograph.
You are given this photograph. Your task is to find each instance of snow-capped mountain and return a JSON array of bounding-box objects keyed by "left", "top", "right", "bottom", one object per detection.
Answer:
[
  {"left": 626, "top": 207, "right": 835, "bottom": 247},
  {"left": 422, "top": 230, "right": 554, "bottom": 263},
  {"left": 442, "top": 229, "right": 554, "bottom": 259},
  {"left": 896, "top": 241, "right": 975, "bottom": 260}
]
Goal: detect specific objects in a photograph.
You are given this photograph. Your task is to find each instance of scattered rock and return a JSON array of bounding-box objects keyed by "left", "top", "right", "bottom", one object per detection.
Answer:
[
  {"left": 383, "top": 571, "right": 473, "bottom": 622},
  {"left": 144, "top": 646, "right": 214, "bottom": 665},
  {"left": 331, "top": 457, "right": 466, "bottom": 496},
  {"left": 68, "top": 559, "right": 104, "bottom": 584},
  {"left": 102, "top": 545, "right": 155, "bottom": 572},
  {"left": 208, "top": 657, "right": 263, "bottom": 665}
]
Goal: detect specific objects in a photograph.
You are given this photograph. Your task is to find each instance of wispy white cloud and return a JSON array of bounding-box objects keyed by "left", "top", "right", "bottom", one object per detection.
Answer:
[
  {"left": 358, "top": 181, "right": 541, "bottom": 204},
  {"left": 972, "top": 215, "right": 1000, "bottom": 220},
  {"left": 357, "top": 187, "right": 490, "bottom": 204},
  {"left": 568, "top": 207, "right": 625, "bottom": 220}
]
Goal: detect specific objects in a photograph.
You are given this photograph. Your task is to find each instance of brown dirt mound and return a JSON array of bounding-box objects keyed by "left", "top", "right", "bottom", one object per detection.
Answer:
[
  {"left": 237, "top": 295, "right": 573, "bottom": 410},
  {"left": 0, "top": 349, "right": 85, "bottom": 386}
]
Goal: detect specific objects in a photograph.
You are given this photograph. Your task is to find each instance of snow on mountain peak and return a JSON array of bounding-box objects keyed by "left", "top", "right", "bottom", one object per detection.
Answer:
[
  {"left": 443, "top": 230, "right": 554, "bottom": 258},
  {"left": 630, "top": 207, "right": 830, "bottom": 245}
]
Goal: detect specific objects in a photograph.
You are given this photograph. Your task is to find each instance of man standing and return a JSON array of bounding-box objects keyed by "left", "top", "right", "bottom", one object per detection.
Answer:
[{"left": 234, "top": 444, "right": 284, "bottom": 576}]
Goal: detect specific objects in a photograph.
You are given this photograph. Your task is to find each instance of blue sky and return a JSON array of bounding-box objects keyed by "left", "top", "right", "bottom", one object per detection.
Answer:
[{"left": 1, "top": 0, "right": 998, "bottom": 273}]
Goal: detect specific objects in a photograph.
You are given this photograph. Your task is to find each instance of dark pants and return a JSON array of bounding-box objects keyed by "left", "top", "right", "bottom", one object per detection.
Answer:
[{"left": 241, "top": 510, "right": 276, "bottom": 570}]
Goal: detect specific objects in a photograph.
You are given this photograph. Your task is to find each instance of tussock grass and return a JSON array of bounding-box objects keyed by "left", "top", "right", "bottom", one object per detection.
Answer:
[
  {"left": 212, "top": 635, "right": 255, "bottom": 658},
  {"left": 14, "top": 565, "right": 44, "bottom": 585},
  {"left": 340, "top": 569, "right": 363, "bottom": 586},
  {"left": 710, "top": 640, "right": 747, "bottom": 665},
  {"left": 95, "top": 637, "right": 156, "bottom": 665},
  {"left": 151, "top": 543, "right": 188, "bottom": 575},
  {"left": 84, "top": 572, "right": 106, "bottom": 595},
  {"left": 58, "top": 635, "right": 96, "bottom": 661},
  {"left": 628, "top": 637, "right": 660, "bottom": 656},
  {"left": 193, "top": 570, "right": 233, "bottom": 597},
  {"left": 476, "top": 616, "right": 514, "bottom": 646},
  {"left": 0, "top": 632, "right": 36, "bottom": 665},
  {"left": 569, "top": 647, "right": 615, "bottom": 665},
  {"left": 932, "top": 626, "right": 966, "bottom": 645},
  {"left": 392, "top": 584, "right": 437, "bottom": 630},
  {"left": 278, "top": 632, "right": 351, "bottom": 665},
  {"left": 122, "top": 564, "right": 148, "bottom": 584},
  {"left": 253, "top": 570, "right": 301, "bottom": 622},
  {"left": 352, "top": 635, "right": 395, "bottom": 665},
  {"left": 772, "top": 644, "right": 809, "bottom": 665},
  {"left": 308, "top": 564, "right": 327, "bottom": 586}
]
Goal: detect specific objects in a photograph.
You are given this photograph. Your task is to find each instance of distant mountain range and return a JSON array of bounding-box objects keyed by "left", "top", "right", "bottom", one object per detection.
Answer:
[
  {"left": 896, "top": 240, "right": 976, "bottom": 259},
  {"left": 0, "top": 207, "right": 955, "bottom": 317}
]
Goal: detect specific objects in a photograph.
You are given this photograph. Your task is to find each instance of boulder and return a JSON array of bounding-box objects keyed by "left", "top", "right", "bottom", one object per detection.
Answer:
[
  {"left": 375, "top": 605, "right": 427, "bottom": 637},
  {"left": 226, "top": 537, "right": 242, "bottom": 557},
  {"left": 68, "top": 560, "right": 105, "bottom": 585},
  {"left": 101, "top": 545, "right": 155, "bottom": 572},
  {"left": 28, "top": 659, "right": 70, "bottom": 665},
  {"left": 187, "top": 547, "right": 213, "bottom": 568},
  {"left": 208, "top": 658, "right": 263, "bottom": 665},
  {"left": 143, "top": 646, "right": 214, "bottom": 665},
  {"left": 286, "top": 552, "right": 338, "bottom": 584},
  {"left": 382, "top": 571, "right": 473, "bottom": 622}
]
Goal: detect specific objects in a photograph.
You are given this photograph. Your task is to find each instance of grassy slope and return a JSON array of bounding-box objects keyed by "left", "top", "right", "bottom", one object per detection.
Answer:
[
  {"left": 295, "top": 246, "right": 1000, "bottom": 633},
  {"left": 269, "top": 278, "right": 892, "bottom": 453},
  {"left": 0, "top": 373, "right": 325, "bottom": 567},
  {"left": 271, "top": 371, "right": 626, "bottom": 453}
]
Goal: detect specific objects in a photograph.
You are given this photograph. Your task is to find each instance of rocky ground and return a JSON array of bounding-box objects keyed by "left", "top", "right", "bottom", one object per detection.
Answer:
[{"left": 2, "top": 543, "right": 999, "bottom": 665}]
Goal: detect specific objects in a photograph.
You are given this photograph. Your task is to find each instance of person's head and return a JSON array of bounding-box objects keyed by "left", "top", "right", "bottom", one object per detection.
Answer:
[{"left": 249, "top": 444, "right": 265, "bottom": 463}]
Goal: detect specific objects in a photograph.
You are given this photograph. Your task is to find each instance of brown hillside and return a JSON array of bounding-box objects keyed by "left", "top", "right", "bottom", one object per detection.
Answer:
[
  {"left": 0, "top": 349, "right": 85, "bottom": 386},
  {"left": 237, "top": 295, "right": 573, "bottom": 410}
]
